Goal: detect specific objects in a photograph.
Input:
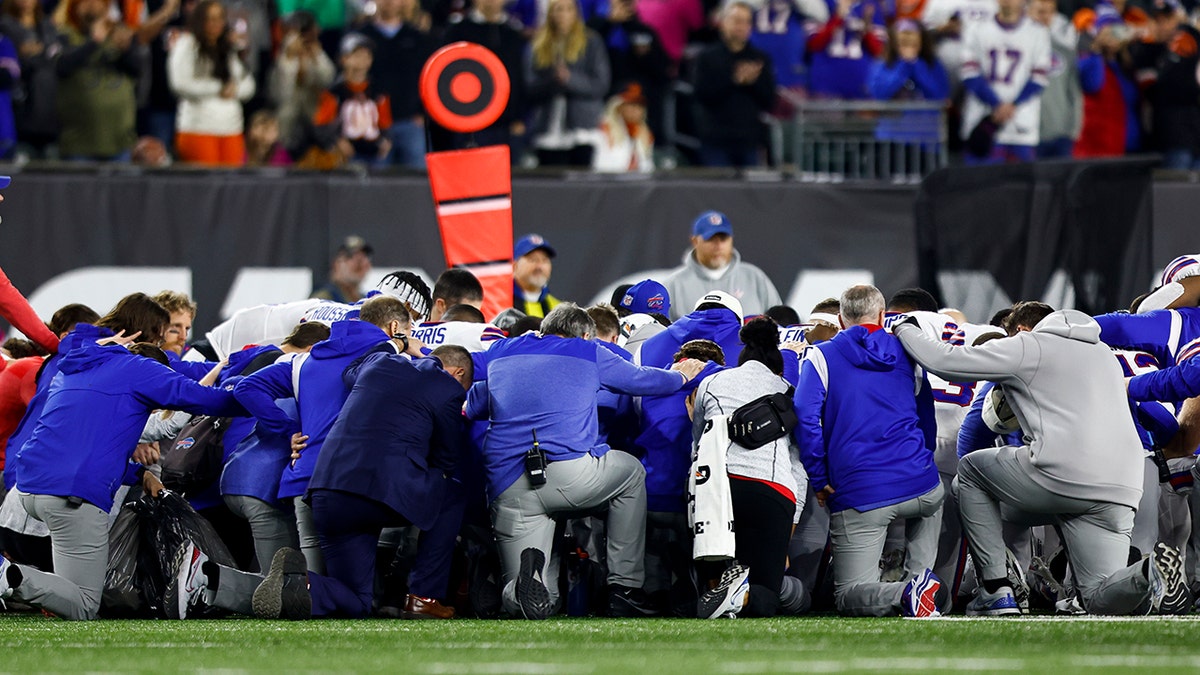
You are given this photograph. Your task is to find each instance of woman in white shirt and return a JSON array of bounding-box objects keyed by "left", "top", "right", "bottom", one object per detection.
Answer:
[{"left": 168, "top": 0, "right": 255, "bottom": 165}]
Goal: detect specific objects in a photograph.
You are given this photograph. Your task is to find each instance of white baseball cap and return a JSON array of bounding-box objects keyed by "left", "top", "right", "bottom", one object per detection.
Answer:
[{"left": 694, "top": 290, "right": 743, "bottom": 323}]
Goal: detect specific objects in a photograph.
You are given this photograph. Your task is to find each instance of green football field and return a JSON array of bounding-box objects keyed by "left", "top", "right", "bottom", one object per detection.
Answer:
[{"left": 2, "top": 614, "right": 1200, "bottom": 673}]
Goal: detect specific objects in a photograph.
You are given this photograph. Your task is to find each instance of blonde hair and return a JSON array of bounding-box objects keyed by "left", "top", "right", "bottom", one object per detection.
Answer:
[
  {"left": 532, "top": 0, "right": 586, "bottom": 68},
  {"left": 152, "top": 290, "right": 198, "bottom": 319}
]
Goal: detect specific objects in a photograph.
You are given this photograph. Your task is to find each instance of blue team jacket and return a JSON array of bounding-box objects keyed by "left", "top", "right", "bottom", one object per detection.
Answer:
[
  {"left": 16, "top": 340, "right": 244, "bottom": 511},
  {"left": 794, "top": 324, "right": 938, "bottom": 513},
  {"left": 469, "top": 333, "right": 686, "bottom": 501},
  {"left": 309, "top": 352, "right": 467, "bottom": 530},
  {"left": 5, "top": 323, "right": 112, "bottom": 490},
  {"left": 234, "top": 320, "right": 388, "bottom": 500},
  {"left": 635, "top": 308, "right": 741, "bottom": 513}
]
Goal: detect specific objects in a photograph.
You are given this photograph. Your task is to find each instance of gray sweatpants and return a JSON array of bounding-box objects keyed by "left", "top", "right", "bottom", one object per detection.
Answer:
[
  {"left": 829, "top": 481, "right": 944, "bottom": 616},
  {"left": 225, "top": 495, "right": 298, "bottom": 573},
  {"left": 491, "top": 452, "right": 646, "bottom": 616},
  {"left": 13, "top": 493, "right": 109, "bottom": 621},
  {"left": 958, "top": 446, "right": 1151, "bottom": 615},
  {"left": 293, "top": 496, "right": 324, "bottom": 574}
]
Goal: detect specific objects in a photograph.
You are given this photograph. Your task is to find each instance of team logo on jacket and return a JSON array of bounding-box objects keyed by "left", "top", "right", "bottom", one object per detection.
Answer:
[
  {"left": 695, "top": 466, "right": 710, "bottom": 485},
  {"left": 177, "top": 437, "right": 196, "bottom": 450},
  {"left": 646, "top": 294, "right": 665, "bottom": 311}
]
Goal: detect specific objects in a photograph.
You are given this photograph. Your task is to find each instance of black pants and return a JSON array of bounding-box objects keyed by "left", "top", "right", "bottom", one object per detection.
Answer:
[{"left": 730, "top": 477, "right": 796, "bottom": 618}]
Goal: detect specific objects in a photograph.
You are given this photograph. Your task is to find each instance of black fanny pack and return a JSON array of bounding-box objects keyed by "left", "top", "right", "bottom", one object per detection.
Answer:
[{"left": 726, "top": 388, "right": 797, "bottom": 450}]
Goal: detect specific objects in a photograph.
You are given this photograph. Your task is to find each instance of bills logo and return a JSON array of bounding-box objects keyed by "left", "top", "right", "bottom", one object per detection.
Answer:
[
  {"left": 646, "top": 294, "right": 664, "bottom": 311},
  {"left": 177, "top": 437, "right": 196, "bottom": 450}
]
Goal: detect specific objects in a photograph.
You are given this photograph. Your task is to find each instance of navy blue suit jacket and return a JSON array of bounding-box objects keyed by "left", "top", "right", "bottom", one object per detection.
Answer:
[{"left": 308, "top": 352, "right": 467, "bottom": 531}]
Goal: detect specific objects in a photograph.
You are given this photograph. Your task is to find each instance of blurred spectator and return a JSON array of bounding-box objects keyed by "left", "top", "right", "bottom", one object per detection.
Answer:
[
  {"left": 168, "top": 0, "right": 256, "bottom": 165},
  {"left": 959, "top": 0, "right": 1050, "bottom": 164},
  {"left": 441, "top": 0, "right": 529, "bottom": 155},
  {"left": 594, "top": 82, "right": 654, "bottom": 172},
  {"left": 223, "top": 0, "right": 273, "bottom": 97},
  {"left": 867, "top": 19, "right": 947, "bottom": 166},
  {"left": 244, "top": 108, "right": 291, "bottom": 165},
  {"left": 311, "top": 235, "right": 373, "bottom": 303},
  {"left": 131, "top": 134, "right": 172, "bottom": 164},
  {"left": 56, "top": 0, "right": 142, "bottom": 161},
  {"left": 526, "top": 0, "right": 611, "bottom": 167},
  {"left": 693, "top": 0, "right": 775, "bottom": 168},
  {"left": 587, "top": 0, "right": 671, "bottom": 137},
  {"left": 1072, "top": 0, "right": 1150, "bottom": 43},
  {"left": 921, "top": 0, "right": 996, "bottom": 88},
  {"left": 1074, "top": 6, "right": 1140, "bottom": 157},
  {"left": 1138, "top": 0, "right": 1200, "bottom": 169},
  {"left": 357, "top": 0, "right": 433, "bottom": 169},
  {"left": 805, "top": 0, "right": 886, "bottom": 99},
  {"left": 867, "top": 19, "right": 948, "bottom": 100},
  {"left": 1031, "top": 0, "right": 1081, "bottom": 158},
  {"left": 0, "top": 0, "right": 62, "bottom": 158},
  {"left": 0, "top": 33, "right": 19, "bottom": 159},
  {"left": 312, "top": 33, "right": 392, "bottom": 167},
  {"left": 133, "top": 0, "right": 185, "bottom": 152},
  {"left": 277, "top": 0, "right": 349, "bottom": 59},
  {"left": 269, "top": 10, "right": 335, "bottom": 152},
  {"left": 636, "top": 0, "right": 703, "bottom": 64},
  {"left": 751, "top": 0, "right": 827, "bottom": 91}
]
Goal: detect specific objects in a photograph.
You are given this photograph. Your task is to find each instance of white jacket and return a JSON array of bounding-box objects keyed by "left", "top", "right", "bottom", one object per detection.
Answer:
[
  {"left": 168, "top": 33, "right": 255, "bottom": 135},
  {"left": 895, "top": 309, "right": 1144, "bottom": 509}
]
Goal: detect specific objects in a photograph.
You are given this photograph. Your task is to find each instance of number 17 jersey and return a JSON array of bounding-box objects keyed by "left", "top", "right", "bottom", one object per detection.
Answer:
[{"left": 961, "top": 15, "right": 1051, "bottom": 147}]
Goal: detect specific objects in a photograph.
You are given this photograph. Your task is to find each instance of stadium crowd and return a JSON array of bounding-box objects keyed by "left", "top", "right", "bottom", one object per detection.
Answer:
[
  {"left": 0, "top": 215, "right": 1198, "bottom": 622},
  {"left": 0, "top": 0, "right": 1197, "bottom": 168}
]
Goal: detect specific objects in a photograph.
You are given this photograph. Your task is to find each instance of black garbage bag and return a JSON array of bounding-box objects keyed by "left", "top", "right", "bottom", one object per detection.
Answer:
[
  {"left": 131, "top": 490, "right": 236, "bottom": 618},
  {"left": 101, "top": 506, "right": 145, "bottom": 617}
]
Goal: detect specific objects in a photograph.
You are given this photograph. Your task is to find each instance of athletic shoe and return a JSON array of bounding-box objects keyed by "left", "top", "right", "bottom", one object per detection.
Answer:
[
  {"left": 1149, "top": 542, "right": 1192, "bottom": 615},
  {"left": 515, "top": 547, "right": 553, "bottom": 620},
  {"left": 252, "top": 547, "right": 311, "bottom": 620},
  {"left": 965, "top": 586, "right": 1021, "bottom": 617},
  {"left": 901, "top": 569, "right": 942, "bottom": 618},
  {"left": 1005, "top": 548, "right": 1030, "bottom": 614},
  {"left": 608, "top": 585, "right": 659, "bottom": 618},
  {"left": 697, "top": 563, "right": 750, "bottom": 619},
  {"left": 0, "top": 556, "right": 14, "bottom": 599},
  {"left": 1054, "top": 596, "right": 1087, "bottom": 615},
  {"left": 164, "top": 541, "right": 209, "bottom": 620}
]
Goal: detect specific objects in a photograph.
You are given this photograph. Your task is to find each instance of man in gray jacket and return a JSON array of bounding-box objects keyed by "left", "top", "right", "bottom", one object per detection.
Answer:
[
  {"left": 893, "top": 301, "right": 1190, "bottom": 616},
  {"left": 662, "top": 211, "right": 781, "bottom": 321}
]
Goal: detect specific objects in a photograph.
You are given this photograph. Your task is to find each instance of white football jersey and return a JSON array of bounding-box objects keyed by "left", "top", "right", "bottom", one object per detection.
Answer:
[
  {"left": 205, "top": 298, "right": 324, "bottom": 360},
  {"left": 886, "top": 311, "right": 981, "bottom": 474},
  {"left": 410, "top": 321, "right": 505, "bottom": 353},
  {"left": 922, "top": 0, "right": 996, "bottom": 81},
  {"left": 961, "top": 15, "right": 1051, "bottom": 147}
]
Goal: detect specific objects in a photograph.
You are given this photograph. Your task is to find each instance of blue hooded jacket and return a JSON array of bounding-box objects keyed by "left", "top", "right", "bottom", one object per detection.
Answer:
[
  {"left": 5, "top": 323, "right": 112, "bottom": 490},
  {"left": 635, "top": 308, "right": 741, "bottom": 512},
  {"left": 15, "top": 340, "right": 244, "bottom": 511},
  {"left": 220, "top": 346, "right": 296, "bottom": 504},
  {"left": 233, "top": 320, "right": 388, "bottom": 500},
  {"left": 794, "top": 324, "right": 938, "bottom": 513}
]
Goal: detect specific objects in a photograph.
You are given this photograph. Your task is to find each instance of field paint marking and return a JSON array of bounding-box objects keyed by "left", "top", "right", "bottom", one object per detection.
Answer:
[
  {"left": 721, "top": 658, "right": 1025, "bottom": 672},
  {"left": 420, "top": 663, "right": 594, "bottom": 674}
]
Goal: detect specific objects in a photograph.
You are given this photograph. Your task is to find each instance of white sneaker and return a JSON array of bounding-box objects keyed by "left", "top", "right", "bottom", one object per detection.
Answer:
[
  {"left": 164, "top": 542, "right": 209, "bottom": 620},
  {"left": 697, "top": 563, "right": 750, "bottom": 619},
  {"left": 965, "top": 586, "right": 1021, "bottom": 617}
]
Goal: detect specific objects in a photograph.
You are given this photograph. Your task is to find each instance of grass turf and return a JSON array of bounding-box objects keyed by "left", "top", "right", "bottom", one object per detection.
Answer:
[{"left": 2, "top": 614, "right": 1200, "bottom": 673}]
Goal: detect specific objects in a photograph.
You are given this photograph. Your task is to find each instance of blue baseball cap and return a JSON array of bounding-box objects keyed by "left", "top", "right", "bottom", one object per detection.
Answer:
[
  {"left": 692, "top": 211, "right": 733, "bottom": 240},
  {"left": 514, "top": 234, "right": 556, "bottom": 259},
  {"left": 619, "top": 279, "right": 671, "bottom": 316}
]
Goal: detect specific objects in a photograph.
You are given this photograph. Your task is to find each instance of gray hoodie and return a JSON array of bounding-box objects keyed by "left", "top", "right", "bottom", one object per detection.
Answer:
[
  {"left": 894, "top": 310, "right": 1143, "bottom": 509},
  {"left": 662, "top": 248, "right": 782, "bottom": 321}
]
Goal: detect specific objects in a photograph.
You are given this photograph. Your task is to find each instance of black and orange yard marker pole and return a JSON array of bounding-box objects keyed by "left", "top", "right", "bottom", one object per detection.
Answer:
[{"left": 420, "top": 43, "right": 513, "bottom": 321}]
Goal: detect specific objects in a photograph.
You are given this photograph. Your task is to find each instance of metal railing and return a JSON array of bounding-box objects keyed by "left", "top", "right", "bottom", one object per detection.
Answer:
[{"left": 785, "top": 98, "right": 949, "bottom": 183}]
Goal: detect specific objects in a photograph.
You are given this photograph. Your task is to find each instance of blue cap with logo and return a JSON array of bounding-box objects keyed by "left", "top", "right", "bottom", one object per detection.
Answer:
[
  {"left": 692, "top": 211, "right": 733, "bottom": 240},
  {"left": 619, "top": 279, "right": 671, "bottom": 316},
  {"left": 514, "top": 234, "right": 556, "bottom": 259}
]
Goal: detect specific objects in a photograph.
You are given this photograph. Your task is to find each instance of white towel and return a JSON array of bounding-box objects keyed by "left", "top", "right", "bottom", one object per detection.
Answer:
[{"left": 689, "top": 414, "right": 736, "bottom": 561}]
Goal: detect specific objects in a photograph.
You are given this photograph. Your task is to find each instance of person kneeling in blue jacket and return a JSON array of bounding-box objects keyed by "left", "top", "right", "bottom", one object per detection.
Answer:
[{"left": 0, "top": 300, "right": 245, "bottom": 621}]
